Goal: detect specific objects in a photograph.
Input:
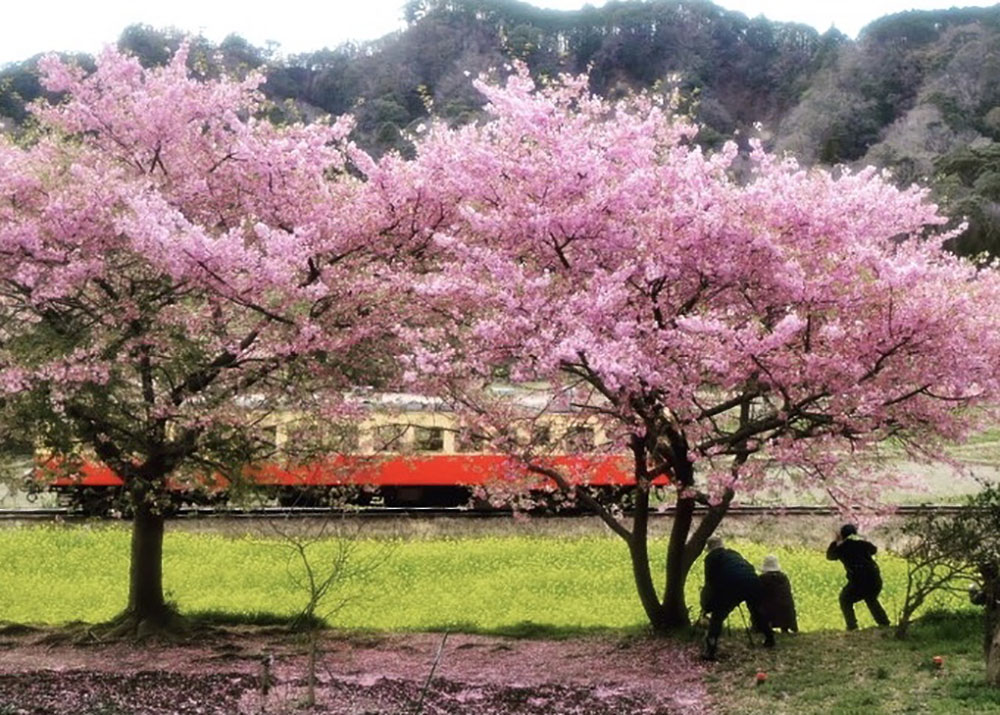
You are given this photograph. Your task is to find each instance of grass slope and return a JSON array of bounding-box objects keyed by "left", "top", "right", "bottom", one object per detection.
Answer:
[{"left": 708, "top": 612, "right": 998, "bottom": 713}]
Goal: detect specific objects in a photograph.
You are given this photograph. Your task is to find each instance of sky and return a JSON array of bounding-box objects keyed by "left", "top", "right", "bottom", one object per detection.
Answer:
[{"left": 2, "top": 0, "right": 999, "bottom": 66}]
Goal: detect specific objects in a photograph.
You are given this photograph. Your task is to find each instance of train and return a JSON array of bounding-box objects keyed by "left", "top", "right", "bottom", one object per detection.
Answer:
[{"left": 37, "top": 393, "right": 668, "bottom": 514}]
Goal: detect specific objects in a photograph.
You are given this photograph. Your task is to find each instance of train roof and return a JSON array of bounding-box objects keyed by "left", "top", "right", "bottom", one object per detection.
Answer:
[
  {"left": 234, "top": 385, "right": 587, "bottom": 413},
  {"left": 345, "top": 386, "right": 579, "bottom": 413}
]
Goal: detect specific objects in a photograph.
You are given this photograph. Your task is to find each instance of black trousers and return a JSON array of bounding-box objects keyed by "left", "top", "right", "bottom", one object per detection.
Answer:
[
  {"left": 839, "top": 579, "right": 890, "bottom": 630},
  {"left": 705, "top": 592, "right": 774, "bottom": 656}
]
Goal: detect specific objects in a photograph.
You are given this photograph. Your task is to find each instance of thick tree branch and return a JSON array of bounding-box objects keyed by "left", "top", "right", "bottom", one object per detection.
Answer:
[
  {"left": 170, "top": 329, "right": 259, "bottom": 405},
  {"left": 527, "top": 463, "right": 632, "bottom": 541}
]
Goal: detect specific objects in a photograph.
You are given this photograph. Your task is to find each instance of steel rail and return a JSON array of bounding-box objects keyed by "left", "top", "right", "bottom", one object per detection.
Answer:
[{"left": 0, "top": 503, "right": 974, "bottom": 520}]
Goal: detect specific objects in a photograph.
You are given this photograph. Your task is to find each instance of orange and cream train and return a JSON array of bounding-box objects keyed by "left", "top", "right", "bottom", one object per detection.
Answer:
[{"left": 43, "top": 393, "right": 669, "bottom": 513}]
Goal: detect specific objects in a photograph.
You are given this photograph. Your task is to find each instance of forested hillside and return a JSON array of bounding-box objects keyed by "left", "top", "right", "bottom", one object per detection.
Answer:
[{"left": 4, "top": 0, "right": 1000, "bottom": 255}]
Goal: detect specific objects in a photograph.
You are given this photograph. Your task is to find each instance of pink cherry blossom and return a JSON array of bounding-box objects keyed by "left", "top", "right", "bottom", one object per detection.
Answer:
[
  {"left": 383, "top": 64, "right": 1000, "bottom": 630},
  {"left": 0, "top": 44, "right": 412, "bottom": 629}
]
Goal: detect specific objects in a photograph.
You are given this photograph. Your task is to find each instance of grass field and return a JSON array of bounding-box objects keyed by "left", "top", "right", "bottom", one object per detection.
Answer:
[
  {"left": 0, "top": 524, "right": 976, "bottom": 632},
  {"left": 1, "top": 524, "right": 996, "bottom": 712},
  {"left": 708, "top": 612, "right": 999, "bottom": 714}
]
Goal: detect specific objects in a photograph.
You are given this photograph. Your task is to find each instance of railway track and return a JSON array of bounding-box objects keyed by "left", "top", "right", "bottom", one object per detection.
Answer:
[{"left": 0, "top": 503, "right": 973, "bottom": 521}]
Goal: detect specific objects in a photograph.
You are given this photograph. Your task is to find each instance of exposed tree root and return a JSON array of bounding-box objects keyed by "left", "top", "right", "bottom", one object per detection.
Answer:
[{"left": 92, "top": 606, "right": 191, "bottom": 642}]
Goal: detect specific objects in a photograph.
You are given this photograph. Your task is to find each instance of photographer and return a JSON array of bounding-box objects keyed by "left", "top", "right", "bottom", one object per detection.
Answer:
[
  {"left": 700, "top": 536, "right": 774, "bottom": 660},
  {"left": 826, "top": 523, "right": 890, "bottom": 630}
]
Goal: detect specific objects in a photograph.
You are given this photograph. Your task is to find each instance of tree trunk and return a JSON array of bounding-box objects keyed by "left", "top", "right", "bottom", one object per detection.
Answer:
[
  {"left": 662, "top": 494, "right": 695, "bottom": 628},
  {"left": 983, "top": 568, "right": 999, "bottom": 686},
  {"left": 306, "top": 631, "right": 318, "bottom": 707},
  {"left": 127, "top": 499, "right": 168, "bottom": 625},
  {"left": 627, "top": 487, "right": 668, "bottom": 631},
  {"left": 986, "top": 582, "right": 1000, "bottom": 687},
  {"left": 988, "top": 621, "right": 1000, "bottom": 687},
  {"left": 894, "top": 613, "right": 915, "bottom": 640}
]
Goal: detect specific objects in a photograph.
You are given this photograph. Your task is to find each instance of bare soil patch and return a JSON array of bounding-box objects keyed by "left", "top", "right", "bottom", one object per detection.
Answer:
[{"left": 0, "top": 625, "right": 711, "bottom": 714}]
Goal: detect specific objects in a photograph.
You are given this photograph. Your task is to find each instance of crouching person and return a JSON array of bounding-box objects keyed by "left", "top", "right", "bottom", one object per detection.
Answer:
[
  {"left": 701, "top": 536, "right": 775, "bottom": 660},
  {"left": 759, "top": 554, "right": 798, "bottom": 633}
]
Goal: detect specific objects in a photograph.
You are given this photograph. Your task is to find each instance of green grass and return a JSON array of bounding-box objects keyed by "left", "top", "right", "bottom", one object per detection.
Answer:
[
  {"left": 708, "top": 611, "right": 999, "bottom": 714},
  {"left": 0, "top": 525, "right": 976, "bottom": 632},
  {"left": 1, "top": 525, "right": 995, "bottom": 712}
]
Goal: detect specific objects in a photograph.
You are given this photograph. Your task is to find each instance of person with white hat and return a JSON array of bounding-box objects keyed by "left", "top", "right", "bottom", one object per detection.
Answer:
[
  {"left": 700, "top": 536, "right": 775, "bottom": 660},
  {"left": 759, "top": 554, "right": 798, "bottom": 633}
]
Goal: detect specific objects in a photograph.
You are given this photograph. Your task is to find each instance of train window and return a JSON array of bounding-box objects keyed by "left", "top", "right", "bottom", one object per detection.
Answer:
[
  {"left": 259, "top": 426, "right": 278, "bottom": 451},
  {"left": 326, "top": 424, "right": 360, "bottom": 452},
  {"left": 531, "top": 425, "right": 552, "bottom": 448},
  {"left": 414, "top": 426, "right": 444, "bottom": 452},
  {"left": 282, "top": 421, "right": 359, "bottom": 455},
  {"left": 456, "top": 431, "right": 489, "bottom": 453},
  {"left": 562, "top": 426, "right": 595, "bottom": 453},
  {"left": 374, "top": 424, "right": 409, "bottom": 452}
]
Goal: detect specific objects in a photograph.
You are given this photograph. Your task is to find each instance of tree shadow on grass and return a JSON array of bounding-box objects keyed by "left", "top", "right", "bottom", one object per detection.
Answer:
[
  {"left": 423, "top": 619, "right": 672, "bottom": 640},
  {"left": 0, "top": 622, "right": 43, "bottom": 637},
  {"left": 908, "top": 608, "right": 980, "bottom": 643},
  {"left": 17, "top": 610, "right": 326, "bottom": 646},
  {"left": 3, "top": 614, "right": 701, "bottom": 647},
  {"left": 186, "top": 609, "right": 325, "bottom": 632}
]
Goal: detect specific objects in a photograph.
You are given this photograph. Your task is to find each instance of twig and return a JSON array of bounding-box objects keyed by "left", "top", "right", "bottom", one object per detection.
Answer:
[
  {"left": 737, "top": 604, "right": 754, "bottom": 646},
  {"left": 413, "top": 631, "right": 449, "bottom": 715}
]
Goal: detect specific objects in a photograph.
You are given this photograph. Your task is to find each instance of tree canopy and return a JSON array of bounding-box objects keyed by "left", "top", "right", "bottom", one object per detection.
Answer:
[
  {"left": 0, "top": 45, "right": 408, "bottom": 633},
  {"left": 382, "top": 66, "right": 1000, "bottom": 630}
]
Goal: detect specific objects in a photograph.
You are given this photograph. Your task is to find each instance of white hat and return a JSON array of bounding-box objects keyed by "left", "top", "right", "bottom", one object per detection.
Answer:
[{"left": 761, "top": 555, "right": 781, "bottom": 573}]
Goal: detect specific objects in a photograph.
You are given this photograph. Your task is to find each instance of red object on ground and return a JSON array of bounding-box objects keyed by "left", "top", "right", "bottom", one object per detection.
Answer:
[
  {"left": 932, "top": 655, "right": 944, "bottom": 668},
  {"left": 755, "top": 671, "right": 767, "bottom": 685}
]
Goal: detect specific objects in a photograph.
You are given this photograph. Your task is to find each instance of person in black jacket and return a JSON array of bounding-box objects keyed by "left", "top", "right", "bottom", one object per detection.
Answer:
[
  {"left": 826, "top": 523, "right": 890, "bottom": 630},
  {"left": 759, "top": 554, "right": 798, "bottom": 633},
  {"left": 700, "top": 536, "right": 775, "bottom": 660}
]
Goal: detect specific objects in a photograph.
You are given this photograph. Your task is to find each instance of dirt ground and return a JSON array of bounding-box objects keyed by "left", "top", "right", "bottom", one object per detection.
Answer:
[{"left": 0, "top": 624, "right": 712, "bottom": 714}]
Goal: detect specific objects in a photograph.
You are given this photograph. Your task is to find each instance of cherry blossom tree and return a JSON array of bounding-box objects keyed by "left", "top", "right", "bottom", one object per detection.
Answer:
[
  {"left": 0, "top": 46, "right": 406, "bottom": 634},
  {"left": 388, "top": 67, "right": 1000, "bottom": 631}
]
